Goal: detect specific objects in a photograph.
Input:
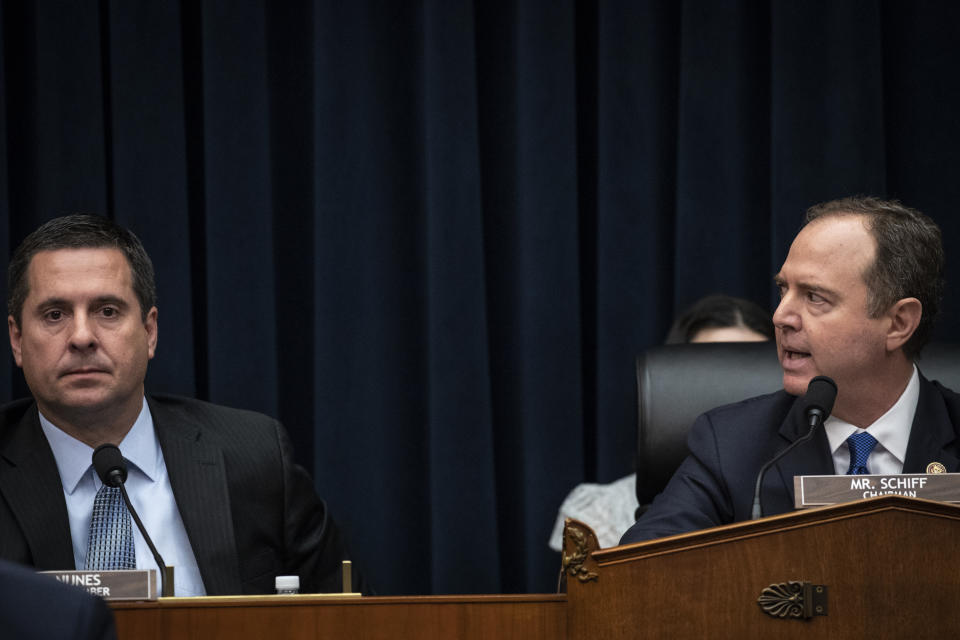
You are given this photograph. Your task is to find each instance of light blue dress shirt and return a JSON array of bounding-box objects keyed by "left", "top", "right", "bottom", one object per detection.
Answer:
[{"left": 39, "top": 399, "right": 207, "bottom": 596}]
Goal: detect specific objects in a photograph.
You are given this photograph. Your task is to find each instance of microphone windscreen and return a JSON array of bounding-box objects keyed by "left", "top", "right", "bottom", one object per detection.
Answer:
[
  {"left": 92, "top": 444, "right": 128, "bottom": 486},
  {"left": 804, "top": 375, "right": 837, "bottom": 417}
]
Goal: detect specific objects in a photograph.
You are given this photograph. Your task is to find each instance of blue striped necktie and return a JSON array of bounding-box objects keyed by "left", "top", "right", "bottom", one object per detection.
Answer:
[
  {"left": 846, "top": 432, "right": 878, "bottom": 475},
  {"left": 85, "top": 484, "right": 136, "bottom": 570}
]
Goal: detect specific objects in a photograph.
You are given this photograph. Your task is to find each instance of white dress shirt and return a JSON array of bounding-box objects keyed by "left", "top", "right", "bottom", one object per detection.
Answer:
[
  {"left": 40, "top": 399, "right": 207, "bottom": 596},
  {"left": 824, "top": 366, "right": 920, "bottom": 475}
]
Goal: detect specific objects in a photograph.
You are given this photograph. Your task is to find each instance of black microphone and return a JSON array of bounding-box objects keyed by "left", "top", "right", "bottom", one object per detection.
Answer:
[
  {"left": 750, "top": 376, "right": 837, "bottom": 520},
  {"left": 92, "top": 444, "right": 175, "bottom": 597}
]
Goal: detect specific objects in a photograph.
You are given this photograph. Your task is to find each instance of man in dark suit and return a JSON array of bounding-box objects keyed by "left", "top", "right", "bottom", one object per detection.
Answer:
[
  {"left": 622, "top": 196, "right": 956, "bottom": 543},
  {"left": 0, "top": 558, "right": 117, "bottom": 639},
  {"left": 0, "top": 215, "right": 364, "bottom": 595}
]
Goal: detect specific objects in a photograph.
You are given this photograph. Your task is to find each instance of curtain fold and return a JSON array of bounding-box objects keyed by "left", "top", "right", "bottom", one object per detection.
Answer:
[{"left": 2, "top": 0, "right": 960, "bottom": 594}]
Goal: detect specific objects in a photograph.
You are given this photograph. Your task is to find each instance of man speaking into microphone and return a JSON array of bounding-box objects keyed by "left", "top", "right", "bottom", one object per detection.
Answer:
[
  {"left": 0, "top": 215, "right": 364, "bottom": 596},
  {"left": 622, "top": 196, "right": 960, "bottom": 543}
]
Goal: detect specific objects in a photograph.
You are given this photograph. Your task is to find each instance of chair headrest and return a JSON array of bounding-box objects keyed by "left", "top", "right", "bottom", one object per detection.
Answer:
[
  {"left": 635, "top": 342, "right": 782, "bottom": 505},
  {"left": 916, "top": 344, "right": 960, "bottom": 391}
]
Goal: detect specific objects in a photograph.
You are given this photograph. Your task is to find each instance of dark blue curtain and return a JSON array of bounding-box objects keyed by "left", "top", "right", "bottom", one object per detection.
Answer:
[{"left": 2, "top": 0, "right": 960, "bottom": 595}]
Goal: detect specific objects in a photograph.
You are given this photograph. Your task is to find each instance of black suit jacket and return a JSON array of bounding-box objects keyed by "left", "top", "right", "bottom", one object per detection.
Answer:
[
  {"left": 0, "top": 394, "right": 364, "bottom": 595},
  {"left": 621, "top": 373, "right": 960, "bottom": 544},
  {"left": 0, "top": 558, "right": 116, "bottom": 640}
]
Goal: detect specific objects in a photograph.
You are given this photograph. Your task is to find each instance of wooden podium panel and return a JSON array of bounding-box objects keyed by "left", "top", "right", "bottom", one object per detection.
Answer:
[
  {"left": 111, "top": 593, "right": 566, "bottom": 640},
  {"left": 111, "top": 496, "right": 960, "bottom": 639},
  {"left": 565, "top": 496, "right": 960, "bottom": 639}
]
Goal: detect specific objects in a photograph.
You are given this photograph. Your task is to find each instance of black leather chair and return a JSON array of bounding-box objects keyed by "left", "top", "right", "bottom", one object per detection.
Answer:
[{"left": 634, "top": 341, "right": 960, "bottom": 510}]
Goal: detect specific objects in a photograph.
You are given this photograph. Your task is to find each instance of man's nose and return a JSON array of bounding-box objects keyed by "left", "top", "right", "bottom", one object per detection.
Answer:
[
  {"left": 772, "top": 293, "right": 800, "bottom": 331},
  {"left": 68, "top": 313, "right": 98, "bottom": 350}
]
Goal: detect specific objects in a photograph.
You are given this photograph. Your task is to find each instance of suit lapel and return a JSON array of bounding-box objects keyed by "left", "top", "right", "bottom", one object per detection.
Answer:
[
  {"left": 0, "top": 405, "right": 76, "bottom": 569},
  {"left": 148, "top": 397, "right": 242, "bottom": 595},
  {"left": 902, "top": 375, "right": 960, "bottom": 473}
]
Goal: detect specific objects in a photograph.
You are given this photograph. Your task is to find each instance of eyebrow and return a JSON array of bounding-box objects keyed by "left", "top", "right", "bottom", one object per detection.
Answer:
[
  {"left": 773, "top": 275, "right": 839, "bottom": 299},
  {"left": 34, "top": 295, "right": 130, "bottom": 310},
  {"left": 91, "top": 296, "right": 130, "bottom": 309}
]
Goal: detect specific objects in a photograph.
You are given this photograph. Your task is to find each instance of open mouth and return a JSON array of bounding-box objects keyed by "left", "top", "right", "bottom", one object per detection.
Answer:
[{"left": 781, "top": 350, "right": 812, "bottom": 372}]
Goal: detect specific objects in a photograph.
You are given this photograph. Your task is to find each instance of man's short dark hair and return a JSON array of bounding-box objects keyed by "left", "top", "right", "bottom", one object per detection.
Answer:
[
  {"left": 7, "top": 214, "right": 156, "bottom": 326},
  {"left": 803, "top": 196, "right": 944, "bottom": 359}
]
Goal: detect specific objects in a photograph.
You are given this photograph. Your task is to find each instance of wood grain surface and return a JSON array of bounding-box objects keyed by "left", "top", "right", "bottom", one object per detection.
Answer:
[{"left": 111, "top": 593, "right": 567, "bottom": 640}]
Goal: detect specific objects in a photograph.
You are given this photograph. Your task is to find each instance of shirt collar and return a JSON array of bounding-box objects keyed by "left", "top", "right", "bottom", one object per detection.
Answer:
[
  {"left": 39, "top": 398, "right": 159, "bottom": 494},
  {"left": 824, "top": 365, "right": 919, "bottom": 463}
]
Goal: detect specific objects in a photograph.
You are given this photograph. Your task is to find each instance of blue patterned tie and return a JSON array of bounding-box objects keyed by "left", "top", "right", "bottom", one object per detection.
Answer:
[
  {"left": 846, "top": 432, "right": 878, "bottom": 475},
  {"left": 85, "top": 484, "right": 136, "bottom": 570}
]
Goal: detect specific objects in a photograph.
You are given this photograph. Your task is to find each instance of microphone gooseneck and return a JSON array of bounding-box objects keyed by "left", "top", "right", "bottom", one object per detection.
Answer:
[
  {"left": 750, "top": 376, "right": 837, "bottom": 520},
  {"left": 91, "top": 444, "right": 175, "bottom": 597}
]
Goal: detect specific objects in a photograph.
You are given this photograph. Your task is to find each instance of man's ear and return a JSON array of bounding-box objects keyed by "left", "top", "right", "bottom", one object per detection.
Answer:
[
  {"left": 8, "top": 315, "right": 22, "bottom": 367},
  {"left": 145, "top": 307, "right": 158, "bottom": 360},
  {"left": 886, "top": 297, "right": 922, "bottom": 352}
]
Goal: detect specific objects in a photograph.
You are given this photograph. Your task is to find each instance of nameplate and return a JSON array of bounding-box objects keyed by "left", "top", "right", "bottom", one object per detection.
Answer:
[
  {"left": 794, "top": 473, "right": 960, "bottom": 509},
  {"left": 40, "top": 569, "right": 158, "bottom": 601}
]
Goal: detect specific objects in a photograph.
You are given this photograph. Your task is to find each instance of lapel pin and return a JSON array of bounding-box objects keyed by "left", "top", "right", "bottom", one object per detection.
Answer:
[{"left": 926, "top": 462, "right": 947, "bottom": 474}]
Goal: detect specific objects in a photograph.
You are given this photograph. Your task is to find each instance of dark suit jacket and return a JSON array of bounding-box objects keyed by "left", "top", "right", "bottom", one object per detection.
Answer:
[
  {"left": 621, "top": 373, "right": 960, "bottom": 544},
  {"left": 0, "top": 394, "right": 365, "bottom": 595},
  {"left": 0, "top": 558, "right": 116, "bottom": 640}
]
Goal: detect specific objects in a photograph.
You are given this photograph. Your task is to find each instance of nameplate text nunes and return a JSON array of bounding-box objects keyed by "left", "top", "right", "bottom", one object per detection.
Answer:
[
  {"left": 794, "top": 473, "right": 960, "bottom": 509},
  {"left": 40, "top": 569, "right": 158, "bottom": 601}
]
